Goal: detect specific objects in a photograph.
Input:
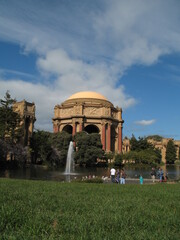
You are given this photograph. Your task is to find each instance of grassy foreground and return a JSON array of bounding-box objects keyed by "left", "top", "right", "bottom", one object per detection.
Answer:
[{"left": 0, "top": 179, "right": 180, "bottom": 240}]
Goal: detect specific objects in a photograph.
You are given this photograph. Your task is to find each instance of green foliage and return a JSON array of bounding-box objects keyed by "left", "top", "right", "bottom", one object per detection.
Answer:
[
  {"left": 114, "top": 153, "right": 123, "bottom": 166},
  {"left": 126, "top": 135, "right": 161, "bottom": 165},
  {"left": 51, "top": 131, "right": 72, "bottom": 166},
  {"left": 30, "top": 130, "right": 53, "bottom": 165},
  {"left": 0, "top": 91, "right": 23, "bottom": 143},
  {"left": 104, "top": 151, "right": 114, "bottom": 162},
  {"left": 81, "top": 178, "right": 103, "bottom": 183},
  {"left": 174, "top": 160, "right": 180, "bottom": 165},
  {"left": 30, "top": 131, "right": 72, "bottom": 167},
  {"left": 0, "top": 139, "right": 28, "bottom": 168},
  {"left": 51, "top": 131, "right": 72, "bottom": 151},
  {"left": 146, "top": 135, "right": 163, "bottom": 141},
  {"left": 166, "top": 140, "right": 177, "bottom": 164},
  {"left": 74, "top": 131, "right": 104, "bottom": 166},
  {"left": 0, "top": 179, "right": 180, "bottom": 240},
  {"left": 130, "top": 135, "right": 153, "bottom": 151},
  {"left": 0, "top": 92, "right": 27, "bottom": 166}
]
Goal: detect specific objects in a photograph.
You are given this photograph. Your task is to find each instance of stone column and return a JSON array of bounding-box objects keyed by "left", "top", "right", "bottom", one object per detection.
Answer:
[
  {"left": 79, "top": 120, "right": 83, "bottom": 132},
  {"left": 107, "top": 123, "right": 111, "bottom": 152},
  {"left": 29, "top": 120, "right": 33, "bottom": 135},
  {"left": 72, "top": 123, "right": 76, "bottom": 135},
  {"left": 101, "top": 123, "right": 106, "bottom": 151},
  {"left": 118, "top": 125, "right": 122, "bottom": 153},
  {"left": 53, "top": 124, "right": 58, "bottom": 133},
  {"left": 79, "top": 123, "right": 82, "bottom": 132}
]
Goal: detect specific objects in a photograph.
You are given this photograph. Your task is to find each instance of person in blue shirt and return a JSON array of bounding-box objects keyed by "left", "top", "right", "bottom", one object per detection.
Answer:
[
  {"left": 139, "top": 175, "right": 144, "bottom": 185},
  {"left": 158, "top": 168, "right": 164, "bottom": 182}
]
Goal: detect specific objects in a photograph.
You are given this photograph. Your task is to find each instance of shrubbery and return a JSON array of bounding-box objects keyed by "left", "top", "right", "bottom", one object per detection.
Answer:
[{"left": 74, "top": 131, "right": 105, "bottom": 166}]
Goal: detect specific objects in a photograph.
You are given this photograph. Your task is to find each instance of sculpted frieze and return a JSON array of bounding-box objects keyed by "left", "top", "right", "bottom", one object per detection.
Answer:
[
  {"left": 61, "top": 108, "right": 74, "bottom": 117},
  {"left": 74, "top": 105, "right": 81, "bottom": 115},
  {"left": 84, "top": 107, "right": 100, "bottom": 116},
  {"left": 112, "top": 111, "right": 117, "bottom": 118},
  {"left": 105, "top": 108, "right": 111, "bottom": 116}
]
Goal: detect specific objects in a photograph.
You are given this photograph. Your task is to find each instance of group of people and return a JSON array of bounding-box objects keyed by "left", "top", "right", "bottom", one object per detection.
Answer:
[
  {"left": 151, "top": 167, "right": 168, "bottom": 183},
  {"left": 110, "top": 168, "right": 126, "bottom": 184},
  {"left": 110, "top": 167, "right": 168, "bottom": 185}
]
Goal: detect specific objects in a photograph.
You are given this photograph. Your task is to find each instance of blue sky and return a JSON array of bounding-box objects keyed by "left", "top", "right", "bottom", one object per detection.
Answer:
[{"left": 0, "top": 0, "right": 180, "bottom": 139}]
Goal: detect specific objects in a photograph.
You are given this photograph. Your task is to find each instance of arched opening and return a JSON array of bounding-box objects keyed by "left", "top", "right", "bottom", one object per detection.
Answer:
[
  {"left": 84, "top": 124, "right": 99, "bottom": 134},
  {"left": 62, "top": 125, "right": 73, "bottom": 134}
]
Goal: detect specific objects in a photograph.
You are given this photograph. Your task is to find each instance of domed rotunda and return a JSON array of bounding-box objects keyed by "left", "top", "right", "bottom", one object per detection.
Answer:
[{"left": 53, "top": 91, "right": 124, "bottom": 152}]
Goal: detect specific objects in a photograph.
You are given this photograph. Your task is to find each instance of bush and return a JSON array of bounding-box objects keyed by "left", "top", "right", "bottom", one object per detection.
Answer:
[
  {"left": 72, "top": 177, "right": 104, "bottom": 183},
  {"left": 114, "top": 153, "right": 123, "bottom": 166},
  {"left": 174, "top": 160, "right": 180, "bottom": 165},
  {"left": 82, "top": 177, "right": 103, "bottom": 183}
]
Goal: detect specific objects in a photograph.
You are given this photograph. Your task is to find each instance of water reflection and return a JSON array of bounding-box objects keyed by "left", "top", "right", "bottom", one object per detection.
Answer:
[{"left": 0, "top": 164, "right": 179, "bottom": 182}]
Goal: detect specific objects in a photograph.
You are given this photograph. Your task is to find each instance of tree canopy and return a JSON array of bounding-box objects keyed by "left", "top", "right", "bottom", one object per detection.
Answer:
[
  {"left": 123, "top": 135, "right": 161, "bottom": 165},
  {"left": 74, "top": 131, "right": 104, "bottom": 166},
  {"left": 166, "top": 140, "right": 177, "bottom": 164},
  {"left": 0, "top": 91, "right": 23, "bottom": 143},
  {"left": 30, "top": 131, "right": 72, "bottom": 167},
  {"left": 0, "top": 91, "right": 28, "bottom": 167}
]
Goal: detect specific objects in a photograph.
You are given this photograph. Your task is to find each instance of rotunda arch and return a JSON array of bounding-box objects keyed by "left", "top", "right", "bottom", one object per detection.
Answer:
[
  {"left": 84, "top": 124, "right": 99, "bottom": 134},
  {"left": 62, "top": 125, "right": 73, "bottom": 134}
]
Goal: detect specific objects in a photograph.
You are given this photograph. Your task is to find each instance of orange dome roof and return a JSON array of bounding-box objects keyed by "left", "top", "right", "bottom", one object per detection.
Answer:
[{"left": 67, "top": 91, "right": 108, "bottom": 101}]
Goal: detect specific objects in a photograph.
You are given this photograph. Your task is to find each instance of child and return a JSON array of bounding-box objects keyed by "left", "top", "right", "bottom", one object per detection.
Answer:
[{"left": 139, "top": 175, "right": 143, "bottom": 185}]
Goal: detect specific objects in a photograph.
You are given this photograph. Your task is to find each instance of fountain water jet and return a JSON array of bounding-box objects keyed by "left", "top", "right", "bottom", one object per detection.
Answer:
[{"left": 65, "top": 141, "right": 74, "bottom": 174}]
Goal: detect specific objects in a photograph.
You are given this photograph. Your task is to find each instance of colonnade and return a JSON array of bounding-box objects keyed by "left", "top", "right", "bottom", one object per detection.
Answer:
[{"left": 54, "top": 121, "right": 123, "bottom": 153}]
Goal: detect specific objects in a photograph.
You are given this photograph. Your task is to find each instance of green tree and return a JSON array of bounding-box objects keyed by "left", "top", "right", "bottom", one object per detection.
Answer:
[
  {"left": 130, "top": 134, "right": 139, "bottom": 151},
  {"left": 166, "top": 140, "right": 177, "bottom": 164},
  {"left": 125, "top": 135, "right": 161, "bottom": 165},
  {"left": 130, "top": 135, "right": 153, "bottom": 151},
  {"left": 74, "top": 132, "right": 104, "bottom": 166},
  {"left": 0, "top": 92, "right": 27, "bottom": 166},
  {"left": 51, "top": 131, "right": 72, "bottom": 166},
  {"left": 30, "top": 130, "right": 72, "bottom": 167},
  {"left": 0, "top": 91, "right": 23, "bottom": 143},
  {"left": 104, "top": 151, "right": 114, "bottom": 163},
  {"left": 114, "top": 153, "right": 123, "bottom": 166},
  {"left": 146, "top": 135, "right": 163, "bottom": 141},
  {"left": 30, "top": 130, "right": 53, "bottom": 165}
]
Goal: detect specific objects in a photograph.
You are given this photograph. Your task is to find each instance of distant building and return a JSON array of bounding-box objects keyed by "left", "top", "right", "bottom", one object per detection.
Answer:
[
  {"left": 122, "top": 137, "right": 180, "bottom": 163},
  {"left": 53, "top": 91, "right": 124, "bottom": 152},
  {"left": 147, "top": 138, "right": 180, "bottom": 163},
  {"left": 13, "top": 100, "right": 36, "bottom": 146}
]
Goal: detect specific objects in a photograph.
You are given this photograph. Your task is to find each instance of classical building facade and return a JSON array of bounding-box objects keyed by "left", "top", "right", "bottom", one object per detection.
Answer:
[
  {"left": 147, "top": 138, "right": 180, "bottom": 163},
  {"left": 122, "top": 137, "right": 180, "bottom": 163},
  {"left": 53, "top": 91, "right": 124, "bottom": 152},
  {"left": 13, "top": 100, "right": 36, "bottom": 146}
]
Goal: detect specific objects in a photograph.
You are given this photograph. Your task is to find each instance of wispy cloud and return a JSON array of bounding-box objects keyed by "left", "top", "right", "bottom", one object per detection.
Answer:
[
  {"left": 0, "top": 0, "right": 180, "bottom": 67},
  {"left": 135, "top": 119, "right": 156, "bottom": 126},
  {"left": 0, "top": 68, "right": 37, "bottom": 80},
  {"left": 0, "top": 0, "right": 180, "bottom": 130}
]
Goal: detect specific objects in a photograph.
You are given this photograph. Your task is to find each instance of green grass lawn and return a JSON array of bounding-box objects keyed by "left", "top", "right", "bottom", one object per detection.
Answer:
[{"left": 0, "top": 179, "right": 180, "bottom": 240}]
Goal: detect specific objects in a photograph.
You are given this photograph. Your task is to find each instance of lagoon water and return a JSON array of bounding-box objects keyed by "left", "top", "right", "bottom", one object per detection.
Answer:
[{"left": 0, "top": 164, "right": 179, "bottom": 182}]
